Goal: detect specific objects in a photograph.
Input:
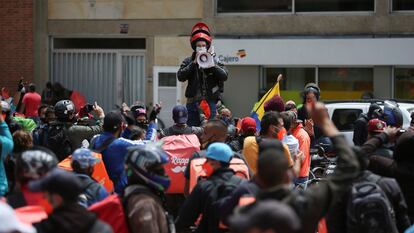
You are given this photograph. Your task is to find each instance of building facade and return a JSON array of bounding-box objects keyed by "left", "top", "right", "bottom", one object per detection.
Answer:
[{"left": 4, "top": 0, "right": 414, "bottom": 124}]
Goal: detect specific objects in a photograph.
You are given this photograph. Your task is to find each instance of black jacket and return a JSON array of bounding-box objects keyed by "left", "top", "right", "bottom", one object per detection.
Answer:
[
  {"left": 177, "top": 56, "right": 228, "bottom": 102},
  {"left": 252, "top": 135, "right": 360, "bottom": 233},
  {"left": 353, "top": 113, "right": 369, "bottom": 146},
  {"left": 326, "top": 170, "right": 411, "bottom": 233},
  {"left": 176, "top": 168, "right": 242, "bottom": 233},
  {"left": 361, "top": 133, "right": 414, "bottom": 222}
]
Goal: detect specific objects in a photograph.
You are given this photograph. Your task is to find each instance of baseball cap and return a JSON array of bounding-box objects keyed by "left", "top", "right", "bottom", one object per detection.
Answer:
[
  {"left": 368, "top": 119, "right": 387, "bottom": 133},
  {"left": 229, "top": 200, "right": 301, "bottom": 233},
  {"left": 0, "top": 202, "right": 36, "bottom": 233},
  {"left": 28, "top": 168, "right": 83, "bottom": 201},
  {"left": 172, "top": 105, "right": 188, "bottom": 124},
  {"left": 103, "top": 111, "right": 124, "bottom": 132},
  {"left": 72, "top": 148, "right": 100, "bottom": 169},
  {"left": 206, "top": 142, "right": 233, "bottom": 163},
  {"left": 241, "top": 117, "right": 256, "bottom": 134},
  {"left": 131, "top": 105, "right": 147, "bottom": 118}
]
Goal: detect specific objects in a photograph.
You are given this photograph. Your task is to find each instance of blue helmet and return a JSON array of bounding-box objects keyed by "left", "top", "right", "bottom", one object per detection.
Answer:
[
  {"left": 125, "top": 143, "right": 170, "bottom": 192},
  {"left": 382, "top": 100, "right": 403, "bottom": 128}
]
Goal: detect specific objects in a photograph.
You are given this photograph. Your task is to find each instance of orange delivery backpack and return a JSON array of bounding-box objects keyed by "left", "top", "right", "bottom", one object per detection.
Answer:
[
  {"left": 58, "top": 152, "right": 114, "bottom": 193},
  {"left": 189, "top": 157, "right": 250, "bottom": 194},
  {"left": 161, "top": 134, "right": 200, "bottom": 194}
]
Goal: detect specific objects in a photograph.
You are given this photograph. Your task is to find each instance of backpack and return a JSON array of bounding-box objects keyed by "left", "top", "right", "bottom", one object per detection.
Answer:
[
  {"left": 89, "top": 194, "right": 130, "bottom": 233},
  {"left": 89, "top": 185, "right": 176, "bottom": 233},
  {"left": 189, "top": 157, "right": 250, "bottom": 194},
  {"left": 346, "top": 174, "right": 398, "bottom": 233},
  {"left": 161, "top": 134, "right": 200, "bottom": 194},
  {"left": 47, "top": 123, "right": 72, "bottom": 161},
  {"left": 78, "top": 177, "right": 104, "bottom": 207}
]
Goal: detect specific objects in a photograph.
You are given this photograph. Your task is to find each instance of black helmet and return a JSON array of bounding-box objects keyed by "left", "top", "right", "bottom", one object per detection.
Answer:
[
  {"left": 125, "top": 143, "right": 170, "bottom": 192},
  {"left": 54, "top": 100, "right": 75, "bottom": 120},
  {"left": 382, "top": 100, "right": 403, "bottom": 128},
  {"left": 15, "top": 147, "right": 58, "bottom": 183},
  {"left": 302, "top": 83, "right": 320, "bottom": 102}
]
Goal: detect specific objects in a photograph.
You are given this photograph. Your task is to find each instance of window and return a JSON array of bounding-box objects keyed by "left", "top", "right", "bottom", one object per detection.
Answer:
[
  {"left": 263, "top": 68, "right": 315, "bottom": 104},
  {"left": 318, "top": 68, "right": 373, "bottom": 100},
  {"left": 332, "top": 109, "right": 362, "bottom": 131},
  {"left": 54, "top": 38, "right": 146, "bottom": 49},
  {"left": 393, "top": 0, "right": 414, "bottom": 11},
  {"left": 394, "top": 68, "right": 414, "bottom": 99},
  {"left": 217, "top": 0, "right": 292, "bottom": 13},
  {"left": 216, "top": 0, "right": 374, "bottom": 13},
  {"left": 296, "top": 0, "right": 374, "bottom": 12},
  {"left": 158, "top": 73, "right": 177, "bottom": 87}
]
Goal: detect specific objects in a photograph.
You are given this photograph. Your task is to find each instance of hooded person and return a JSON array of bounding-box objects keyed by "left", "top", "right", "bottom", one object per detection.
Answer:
[
  {"left": 177, "top": 22, "right": 228, "bottom": 127},
  {"left": 28, "top": 168, "right": 113, "bottom": 233}
]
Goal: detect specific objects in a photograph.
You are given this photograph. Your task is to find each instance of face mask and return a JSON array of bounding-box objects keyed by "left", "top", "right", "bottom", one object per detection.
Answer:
[
  {"left": 137, "top": 120, "right": 148, "bottom": 129},
  {"left": 202, "top": 161, "right": 214, "bottom": 177},
  {"left": 220, "top": 116, "right": 230, "bottom": 124},
  {"left": 196, "top": 47, "right": 207, "bottom": 53}
]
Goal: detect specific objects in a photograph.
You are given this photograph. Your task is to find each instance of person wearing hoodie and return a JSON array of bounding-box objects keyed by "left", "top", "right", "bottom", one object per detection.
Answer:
[
  {"left": 29, "top": 168, "right": 113, "bottom": 233},
  {"left": 353, "top": 103, "right": 382, "bottom": 146},
  {"left": 90, "top": 111, "right": 144, "bottom": 194}
]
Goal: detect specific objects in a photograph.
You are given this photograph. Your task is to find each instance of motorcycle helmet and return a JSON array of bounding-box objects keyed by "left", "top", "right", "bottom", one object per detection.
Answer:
[
  {"left": 302, "top": 83, "right": 320, "bottom": 103},
  {"left": 382, "top": 100, "right": 403, "bottom": 128},
  {"left": 191, "top": 32, "right": 212, "bottom": 51},
  {"left": 54, "top": 100, "right": 75, "bottom": 120},
  {"left": 15, "top": 147, "right": 58, "bottom": 183},
  {"left": 125, "top": 143, "right": 170, "bottom": 192}
]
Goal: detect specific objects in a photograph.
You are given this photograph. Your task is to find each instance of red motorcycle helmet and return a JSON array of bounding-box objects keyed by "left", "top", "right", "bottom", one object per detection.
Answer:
[
  {"left": 190, "top": 32, "right": 212, "bottom": 50},
  {"left": 191, "top": 22, "right": 211, "bottom": 36}
]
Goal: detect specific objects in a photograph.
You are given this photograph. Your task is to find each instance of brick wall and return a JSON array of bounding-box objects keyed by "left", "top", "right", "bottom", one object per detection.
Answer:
[{"left": 0, "top": 0, "right": 33, "bottom": 96}]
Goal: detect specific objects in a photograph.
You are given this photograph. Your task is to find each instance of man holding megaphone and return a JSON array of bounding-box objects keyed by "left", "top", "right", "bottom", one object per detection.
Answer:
[{"left": 177, "top": 22, "right": 228, "bottom": 127}]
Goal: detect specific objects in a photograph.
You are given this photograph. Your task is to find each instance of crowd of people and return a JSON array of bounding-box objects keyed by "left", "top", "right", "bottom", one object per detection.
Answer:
[{"left": 1, "top": 22, "right": 414, "bottom": 233}]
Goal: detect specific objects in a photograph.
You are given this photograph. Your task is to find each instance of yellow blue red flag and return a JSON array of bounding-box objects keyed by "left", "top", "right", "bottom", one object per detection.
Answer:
[{"left": 250, "top": 81, "right": 280, "bottom": 130}]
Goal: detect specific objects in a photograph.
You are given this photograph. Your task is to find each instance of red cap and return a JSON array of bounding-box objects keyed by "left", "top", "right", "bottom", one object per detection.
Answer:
[
  {"left": 241, "top": 117, "right": 256, "bottom": 134},
  {"left": 368, "top": 119, "right": 387, "bottom": 133}
]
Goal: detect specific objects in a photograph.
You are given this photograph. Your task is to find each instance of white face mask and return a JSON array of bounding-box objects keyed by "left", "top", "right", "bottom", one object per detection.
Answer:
[{"left": 196, "top": 47, "right": 207, "bottom": 53}]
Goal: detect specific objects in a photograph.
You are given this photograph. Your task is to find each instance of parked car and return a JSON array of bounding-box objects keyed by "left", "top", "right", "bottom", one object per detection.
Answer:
[{"left": 324, "top": 99, "right": 414, "bottom": 145}]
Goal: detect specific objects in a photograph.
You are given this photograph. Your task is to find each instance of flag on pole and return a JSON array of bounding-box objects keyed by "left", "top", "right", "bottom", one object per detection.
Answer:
[{"left": 250, "top": 81, "right": 280, "bottom": 131}]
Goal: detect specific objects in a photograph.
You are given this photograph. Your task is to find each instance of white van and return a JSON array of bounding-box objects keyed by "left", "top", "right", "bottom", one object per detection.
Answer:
[{"left": 324, "top": 100, "right": 414, "bottom": 145}]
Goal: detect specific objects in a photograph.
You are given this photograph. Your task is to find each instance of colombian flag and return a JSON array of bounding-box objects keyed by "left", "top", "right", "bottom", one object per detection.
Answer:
[{"left": 250, "top": 81, "right": 280, "bottom": 131}]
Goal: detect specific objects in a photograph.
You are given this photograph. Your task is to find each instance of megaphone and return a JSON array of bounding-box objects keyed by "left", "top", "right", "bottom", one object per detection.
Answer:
[{"left": 196, "top": 51, "right": 215, "bottom": 69}]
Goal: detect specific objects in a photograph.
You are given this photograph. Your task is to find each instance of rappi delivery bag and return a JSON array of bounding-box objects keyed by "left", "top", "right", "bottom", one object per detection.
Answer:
[{"left": 162, "top": 134, "right": 200, "bottom": 193}]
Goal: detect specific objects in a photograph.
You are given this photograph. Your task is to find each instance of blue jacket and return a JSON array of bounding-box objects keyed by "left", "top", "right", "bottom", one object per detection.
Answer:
[
  {"left": 0, "top": 121, "right": 13, "bottom": 196},
  {"left": 91, "top": 132, "right": 144, "bottom": 194}
]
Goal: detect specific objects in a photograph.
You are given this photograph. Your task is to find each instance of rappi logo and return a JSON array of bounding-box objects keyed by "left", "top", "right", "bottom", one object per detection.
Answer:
[{"left": 170, "top": 157, "right": 189, "bottom": 174}]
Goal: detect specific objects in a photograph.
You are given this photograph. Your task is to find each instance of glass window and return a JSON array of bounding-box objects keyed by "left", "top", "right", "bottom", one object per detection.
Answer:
[
  {"left": 296, "top": 0, "right": 374, "bottom": 12},
  {"left": 395, "top": 68, "right": 414, "bottom": 99},
  {"left": 318, "top": 68, "right": 373, "bottom": 100},
  {"left": 217, "top": 0, "right": 292, "bottom": 13},
  {"left": 393, "top": 0, "right": 414, "bottom": 11},
  {"left": 263, "top": 68, "right": 315, "bottom": 104},
  {"left": 332, "top": 109, "right": 362, "bottom": 131},
  {"left": 158, "top": 73, "right": 176, "bottom": 87}
]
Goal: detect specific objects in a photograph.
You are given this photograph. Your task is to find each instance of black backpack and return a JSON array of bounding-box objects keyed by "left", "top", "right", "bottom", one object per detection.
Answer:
[
  {"left": 47, "top": 123, "right": 72, "bottom": 161},
  {"left": 207, "top": 175, "right": 244, "bottom": 232},
  {"left": 346, "top": 174, "right": 398, "bottom": 233}
]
